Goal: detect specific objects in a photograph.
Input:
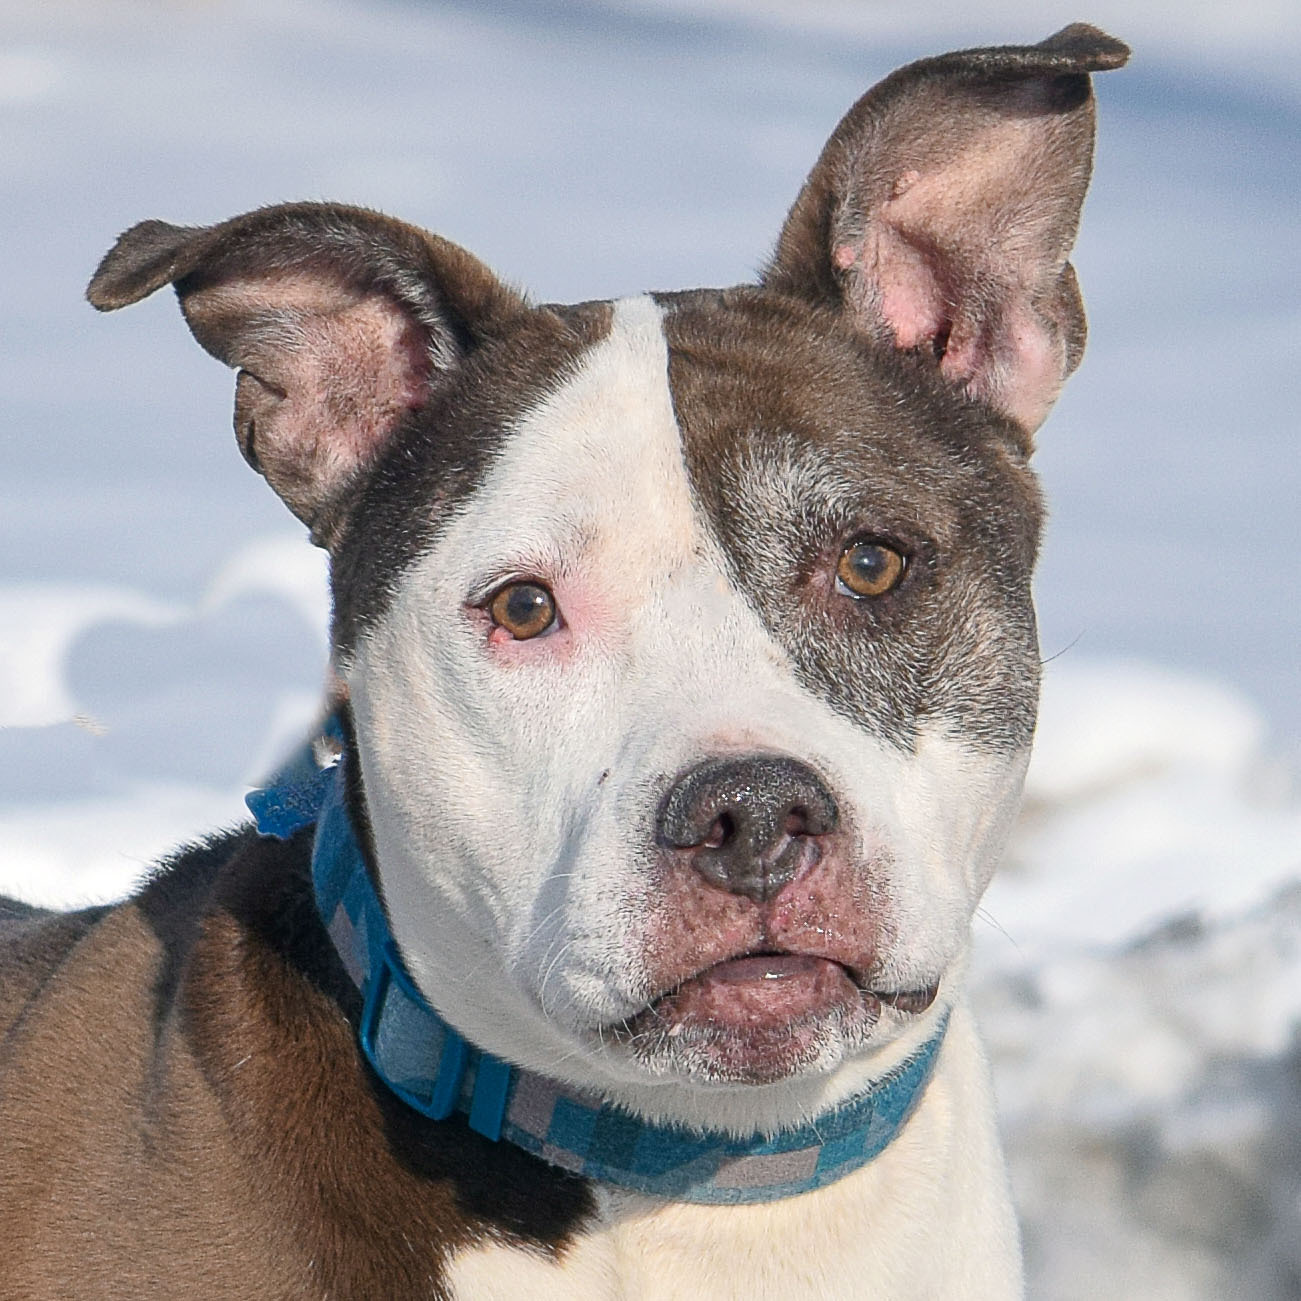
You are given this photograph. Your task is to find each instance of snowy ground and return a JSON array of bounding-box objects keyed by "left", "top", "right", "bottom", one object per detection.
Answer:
[{"left": 2, "top": 1, "right": 1299, "bottom": 1295}]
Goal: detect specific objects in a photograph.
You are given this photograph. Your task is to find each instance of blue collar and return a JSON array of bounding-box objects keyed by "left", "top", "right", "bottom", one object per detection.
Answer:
[{"left": 247, "top": 725, "right": 947, "bottom": 1205}]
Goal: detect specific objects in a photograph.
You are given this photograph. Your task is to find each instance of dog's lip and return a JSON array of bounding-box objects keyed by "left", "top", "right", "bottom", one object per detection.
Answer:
[
  {"left": 873, "top": 983, "right": 940, "bottom": 1016},
  {"left": 600, "top": 952, "right": 942, "bottom": 1084},
  {"left": 631, "top": 950, "right": 939, "bottom": 1019},
  {"left": 702, "top": 953, "right": 827, "bottom": 984}
]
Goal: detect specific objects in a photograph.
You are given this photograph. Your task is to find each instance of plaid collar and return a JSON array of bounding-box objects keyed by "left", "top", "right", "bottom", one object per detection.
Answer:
[{"left": 247, "top": 725, "right": 947, "bottom": 1205}]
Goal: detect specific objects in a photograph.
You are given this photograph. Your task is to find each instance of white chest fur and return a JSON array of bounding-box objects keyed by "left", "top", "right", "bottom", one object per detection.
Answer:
[{"left": 444, "top": 1006, "right": 1022, "bottom": 1301}]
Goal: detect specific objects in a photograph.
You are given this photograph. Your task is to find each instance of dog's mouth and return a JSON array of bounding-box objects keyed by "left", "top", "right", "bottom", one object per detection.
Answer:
[{"left": 610, "top": 952, "right": 939, "bottom": 1084}]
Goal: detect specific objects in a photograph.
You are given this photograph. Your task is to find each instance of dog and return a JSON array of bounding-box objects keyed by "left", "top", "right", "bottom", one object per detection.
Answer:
[{"left": 0, "top": 26, "right": 1127, "bottom": 1300}]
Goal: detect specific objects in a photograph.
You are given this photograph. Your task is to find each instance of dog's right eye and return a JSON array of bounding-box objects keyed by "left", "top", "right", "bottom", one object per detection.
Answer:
[{"left": 486, "top": 582, "right": 559, "bottom": 640}]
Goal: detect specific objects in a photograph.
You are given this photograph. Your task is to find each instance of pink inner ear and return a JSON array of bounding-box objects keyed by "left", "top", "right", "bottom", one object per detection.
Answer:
[
  {"left": 952, "top": 302, "right": 1063, "bottom": 432},
  {"left": 844, "top": 227, "right": 1064, "bottom": 431},
  {"left": 186, "top": 271, "right": 434, "bottom": 521},
  {"left": 844, "top": 223, "right": 952, "bottom": 354},
  {"left": 293, "top": 295, "right": 432, "bottom": 471},
  {"left": 874, "top": 243, "right": 949, "bottom": 352},
  {"left": 826, "top": 108, "right": 1083, "bottom": 433}
]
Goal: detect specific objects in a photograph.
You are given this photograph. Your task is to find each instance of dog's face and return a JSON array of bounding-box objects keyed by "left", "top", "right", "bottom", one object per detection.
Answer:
[
  {"left": 346, "top": 289, "right": 1042, "bottom": 1106},
  {"left": 90, "top": 27, "right": 1126, "bottom": 1129}
]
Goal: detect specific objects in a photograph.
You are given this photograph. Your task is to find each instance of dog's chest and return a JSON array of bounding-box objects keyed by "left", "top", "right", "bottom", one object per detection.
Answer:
[
  {"left": 445, "top": 1175, "right": 910, "bottom": 1301},
  {"left": 443, "top": 1021, "right": 1021, "bottom": 1301}
]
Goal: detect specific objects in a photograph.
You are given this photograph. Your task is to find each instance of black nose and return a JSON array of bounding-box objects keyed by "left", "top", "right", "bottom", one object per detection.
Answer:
[{"left": 657, "top": 756, "right": 839, "bottom": 903}]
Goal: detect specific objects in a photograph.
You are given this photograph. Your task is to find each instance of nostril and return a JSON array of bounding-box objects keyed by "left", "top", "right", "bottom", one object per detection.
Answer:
[{"left": 702, "top": 813, "right": 735, "bottom": 850}]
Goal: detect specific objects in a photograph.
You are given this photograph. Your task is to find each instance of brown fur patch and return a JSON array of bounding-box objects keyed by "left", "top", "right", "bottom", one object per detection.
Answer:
[
  {"left": 0, "top": 833, "right": 593, "bottom": 1298},
  {"left": 659, "top": 286, "right": 1044, "bottom": 750}
]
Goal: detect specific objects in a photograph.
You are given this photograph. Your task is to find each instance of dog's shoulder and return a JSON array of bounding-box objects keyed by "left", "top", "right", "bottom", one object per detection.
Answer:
[
  {"left": 0, "top": 827, "right": 268, "bottom": 1062},
  {"left": 0, "top": 896, "right": 112, "bottom": 1035},
  {"left": 0, "top": 823, "right": 599, "bottom": 1297}
]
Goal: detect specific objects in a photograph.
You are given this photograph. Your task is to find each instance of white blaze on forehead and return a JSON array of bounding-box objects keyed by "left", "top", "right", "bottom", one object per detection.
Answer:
[{"left": 485, "top": 294, "right": 704, "bottom": 584}]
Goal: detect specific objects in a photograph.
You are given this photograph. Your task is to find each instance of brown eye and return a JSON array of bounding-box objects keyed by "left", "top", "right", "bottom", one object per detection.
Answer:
[
  {"left": 835, "top": 539, "right": 906, "bottom": 599},
  {"left": 487, "top": 582, "right": 558, "bottom": 640}
]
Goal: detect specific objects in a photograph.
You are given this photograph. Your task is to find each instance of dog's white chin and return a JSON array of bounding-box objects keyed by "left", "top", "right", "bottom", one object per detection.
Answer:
[
  {"left": 599, "top": 955, "right": 919, "bottom": 1087},
  {"left": 607, "top": 1004, "right": 874, "bottom": 1088},
  {"left": 563, "top": 988, "right": 956, "bottom": 1138}
]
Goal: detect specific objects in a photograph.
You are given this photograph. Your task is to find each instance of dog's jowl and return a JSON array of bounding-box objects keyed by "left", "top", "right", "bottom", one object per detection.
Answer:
[{"left": 1, "top": 27, "right": 1127, "bottom": 1300}]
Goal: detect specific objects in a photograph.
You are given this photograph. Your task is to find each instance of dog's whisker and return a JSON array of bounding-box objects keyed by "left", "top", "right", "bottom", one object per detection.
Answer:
[
  {"left": 537, "top": 939, "right": 580, "bottom": 1016},
  {"left": 974, "top": 906, "right": 1023, "bottom": 954}
]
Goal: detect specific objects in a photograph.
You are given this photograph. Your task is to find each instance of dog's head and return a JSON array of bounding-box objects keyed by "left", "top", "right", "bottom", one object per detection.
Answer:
[{"left": 90, "top": 27, "right": 1126, "bottom": 1132}]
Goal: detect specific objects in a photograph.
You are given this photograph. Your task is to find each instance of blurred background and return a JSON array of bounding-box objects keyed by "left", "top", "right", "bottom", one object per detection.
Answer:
[{"left": 2, "top": 1, "right": 1298, "bottom": 1294}]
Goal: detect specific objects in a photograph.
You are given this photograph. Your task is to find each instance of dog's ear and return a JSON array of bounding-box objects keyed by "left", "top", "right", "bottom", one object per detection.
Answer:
[
  {"left": 764, "top": 24, "right": 1129, "bottom": 436},
  {"left": 88, "top": 203, "right": 526, "bottom": 543}
]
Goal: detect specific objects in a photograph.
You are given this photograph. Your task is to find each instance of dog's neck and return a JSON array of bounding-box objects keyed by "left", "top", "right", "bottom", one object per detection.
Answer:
[{"left": 247, "top": 724, "right": 948, "bottom": 1206}]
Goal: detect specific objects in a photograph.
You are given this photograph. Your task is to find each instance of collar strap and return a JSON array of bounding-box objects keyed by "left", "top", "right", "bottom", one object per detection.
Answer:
[{"left": 247, "top": 728, "right": 948, "bottom": 1205}]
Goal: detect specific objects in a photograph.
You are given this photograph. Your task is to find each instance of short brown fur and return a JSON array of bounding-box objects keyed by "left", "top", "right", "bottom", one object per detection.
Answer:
[{"left": 0, "top": 832, "right": 593, "bottom": 1300}]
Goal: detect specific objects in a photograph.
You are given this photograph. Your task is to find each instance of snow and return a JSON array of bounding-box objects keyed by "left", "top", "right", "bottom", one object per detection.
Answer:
[
  {"left": 976, "top": 668, "right": 1301, "bottom": 1298},
  {"left": 2, "top": 1, "right": 1298, "bottom": 1295},
  {"left": 987, "top": 662, "right": 1301, "bottom": 953}
]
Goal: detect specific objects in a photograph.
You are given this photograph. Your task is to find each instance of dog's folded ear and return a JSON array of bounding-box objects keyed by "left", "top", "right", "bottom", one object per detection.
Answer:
[
  {"left": 87, "top": 204, "right": 527, "bottom": 543},
  {"left": 764, "top": 24, "right": 1129, "bottom": 437}
]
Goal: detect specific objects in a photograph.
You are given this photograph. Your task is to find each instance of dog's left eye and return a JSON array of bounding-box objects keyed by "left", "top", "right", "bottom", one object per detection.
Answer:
[
  {"left": 486, "top": 581, "right": 559, "bottom": 640},
  {"left": 835, "top": 539, "right": 907, "bottom": 599}
]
